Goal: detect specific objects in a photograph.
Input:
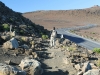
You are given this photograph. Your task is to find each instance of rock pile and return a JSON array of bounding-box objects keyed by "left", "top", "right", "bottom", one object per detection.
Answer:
[
  {"left": 54, "top": 37, "right": 100, "bottom": 75},
  {"left": 3, "top": 37, "right": 19, "bottom": 49},
  {"left": 19, "top": 57, "right": 43, "bottom": 75},
  {"left": 0, "top": 56, "right": 43, "bottom": 75},
  {"left": 0, "top": 35, "right": 44, "bottom": 75},
  {"left": 0, "top": 63, "right": 26, "bottom": 75},
  {"left": 75, "top": 62, "right": 100, "bottom": 75}
]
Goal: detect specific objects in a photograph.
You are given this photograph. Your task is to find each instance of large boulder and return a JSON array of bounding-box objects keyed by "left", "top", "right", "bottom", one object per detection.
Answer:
[
  {"left": 3, "top": 38, "right": 19, "bottom": 49},
  {"left": 82, "top": 62, "right": 91, "bottom": 73},
  {"left": 19, "top": 57, "right": 43, "bottom": 75},
  {"left": 83, "top": 69, "right": 100, "bottom": 75},
  {"left": 0, "top": 63, "right": 26, "bottom": 75},
  {"left": 90, "top": 63, "right": 98, "bottom": 69}
]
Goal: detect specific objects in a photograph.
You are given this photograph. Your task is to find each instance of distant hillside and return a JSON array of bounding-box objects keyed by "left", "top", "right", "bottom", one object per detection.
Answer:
[
  {"left": 0, "top": 1, "right": 48, "bottom": 36},
  {"left": 23, "top": 5, "right": 100, "bottom": 30}
]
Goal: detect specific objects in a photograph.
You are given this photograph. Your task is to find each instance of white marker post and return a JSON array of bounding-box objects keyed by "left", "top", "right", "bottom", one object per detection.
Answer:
[{"left": 10, "top": 25, "right": 12, "bottom": 32}]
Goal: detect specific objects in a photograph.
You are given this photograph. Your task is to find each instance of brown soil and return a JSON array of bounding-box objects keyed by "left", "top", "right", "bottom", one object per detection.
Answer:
[
  {"left": 73, "top": 26, "right": 100, "bottom": 42},
  {"left": 22, "top": 6, "right": 100, "bottom": 41},
  {"left": 23, "top": 6, "right": 100, "bottom": 30}
]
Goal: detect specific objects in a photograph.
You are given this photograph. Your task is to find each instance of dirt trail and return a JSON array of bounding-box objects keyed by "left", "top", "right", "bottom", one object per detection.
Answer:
[{"left": 40, "top": 48, "right": 77, "bottom": 75}]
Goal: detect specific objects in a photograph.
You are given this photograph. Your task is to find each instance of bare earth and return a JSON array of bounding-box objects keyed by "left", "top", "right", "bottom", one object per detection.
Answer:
[
  {"left": 23, "top": 6, "right": 100, "bottom": 29},
  {"left": 23, "top": 5, "right": 100, "bottom": 41},
  {"left": 73, "top": 26, "right": 100, "bottom": 42},
  {"left": 41, "top": 48, "right": 77, "bottom": 75}
]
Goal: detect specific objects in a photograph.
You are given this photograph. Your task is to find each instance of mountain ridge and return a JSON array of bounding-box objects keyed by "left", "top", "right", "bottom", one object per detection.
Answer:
[{"left": 23, "top": 5, "right": 100, "bottom": 30}]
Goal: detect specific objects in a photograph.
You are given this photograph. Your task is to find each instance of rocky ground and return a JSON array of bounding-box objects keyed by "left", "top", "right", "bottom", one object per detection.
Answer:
[
  {"left": 0, "top": 35, "right": 100, "bottom": 75},
  {"left": 40, "top": 41, "right": 100, "bottom": 75},
  {"left": 41, "top": 48, "right": 77, "bottom": 75},
  {"left": 0, "top": 1, "right": 100, "bottom": 75}
]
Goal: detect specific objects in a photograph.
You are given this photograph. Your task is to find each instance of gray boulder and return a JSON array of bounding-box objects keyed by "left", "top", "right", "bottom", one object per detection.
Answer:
[
  {"left": 83, "top": 69, "right": 100, "bottom": 75},
  {"left": 0, "top": 63, "right": 26, "bottom": 75},
  {"left": 19, "top": 57, "right": 43, "bottom": 75},
  {"left": 3, "top": 38, "right": 19, "bottom": 49},
  {"left": 82, "top": 62, "right": 91, "bottom": 73}
]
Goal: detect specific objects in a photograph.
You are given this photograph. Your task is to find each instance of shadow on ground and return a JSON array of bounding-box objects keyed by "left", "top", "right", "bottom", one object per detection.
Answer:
[
  {"left": 42, "top": 69, "right": 69, "bottom": 75},
  {"left": 37, "top": 51, "right": 53, "bottom": 59},
  {"left": 57, "top": 34, "right": 85, "bottom": 44}
]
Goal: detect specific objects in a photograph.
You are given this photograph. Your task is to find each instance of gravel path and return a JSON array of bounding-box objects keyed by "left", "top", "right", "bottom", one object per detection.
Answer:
[{"left": 41, "top": 48, "right": 77, "bottom": 75}]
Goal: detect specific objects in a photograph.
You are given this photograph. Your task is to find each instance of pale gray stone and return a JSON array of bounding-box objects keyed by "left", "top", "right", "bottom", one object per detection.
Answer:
[
  {"left": 83, "top": 69, "right": 100, "bottom": 75},
  {"left": 0, "top": 63, "right": 26, "bottom": 75},
  {"left": 3, "top": 38, "right": 19, "bottom": 49},
  {"left": 82, "top": 62, "right": 91, "bottom": 73},
  {"left": 19, "top": 57, "right": 43, "bottom": 75}
]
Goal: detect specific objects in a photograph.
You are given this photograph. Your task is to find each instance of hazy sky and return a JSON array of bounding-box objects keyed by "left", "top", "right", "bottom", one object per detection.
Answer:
[{"left": 0, "top": 0, "right": 100, "bottom": 13}]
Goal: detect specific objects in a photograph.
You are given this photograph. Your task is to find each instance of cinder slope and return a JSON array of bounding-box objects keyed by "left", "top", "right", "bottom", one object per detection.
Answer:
[{"left": 23, "top": 5, "right": 100, "bottom": 30}]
